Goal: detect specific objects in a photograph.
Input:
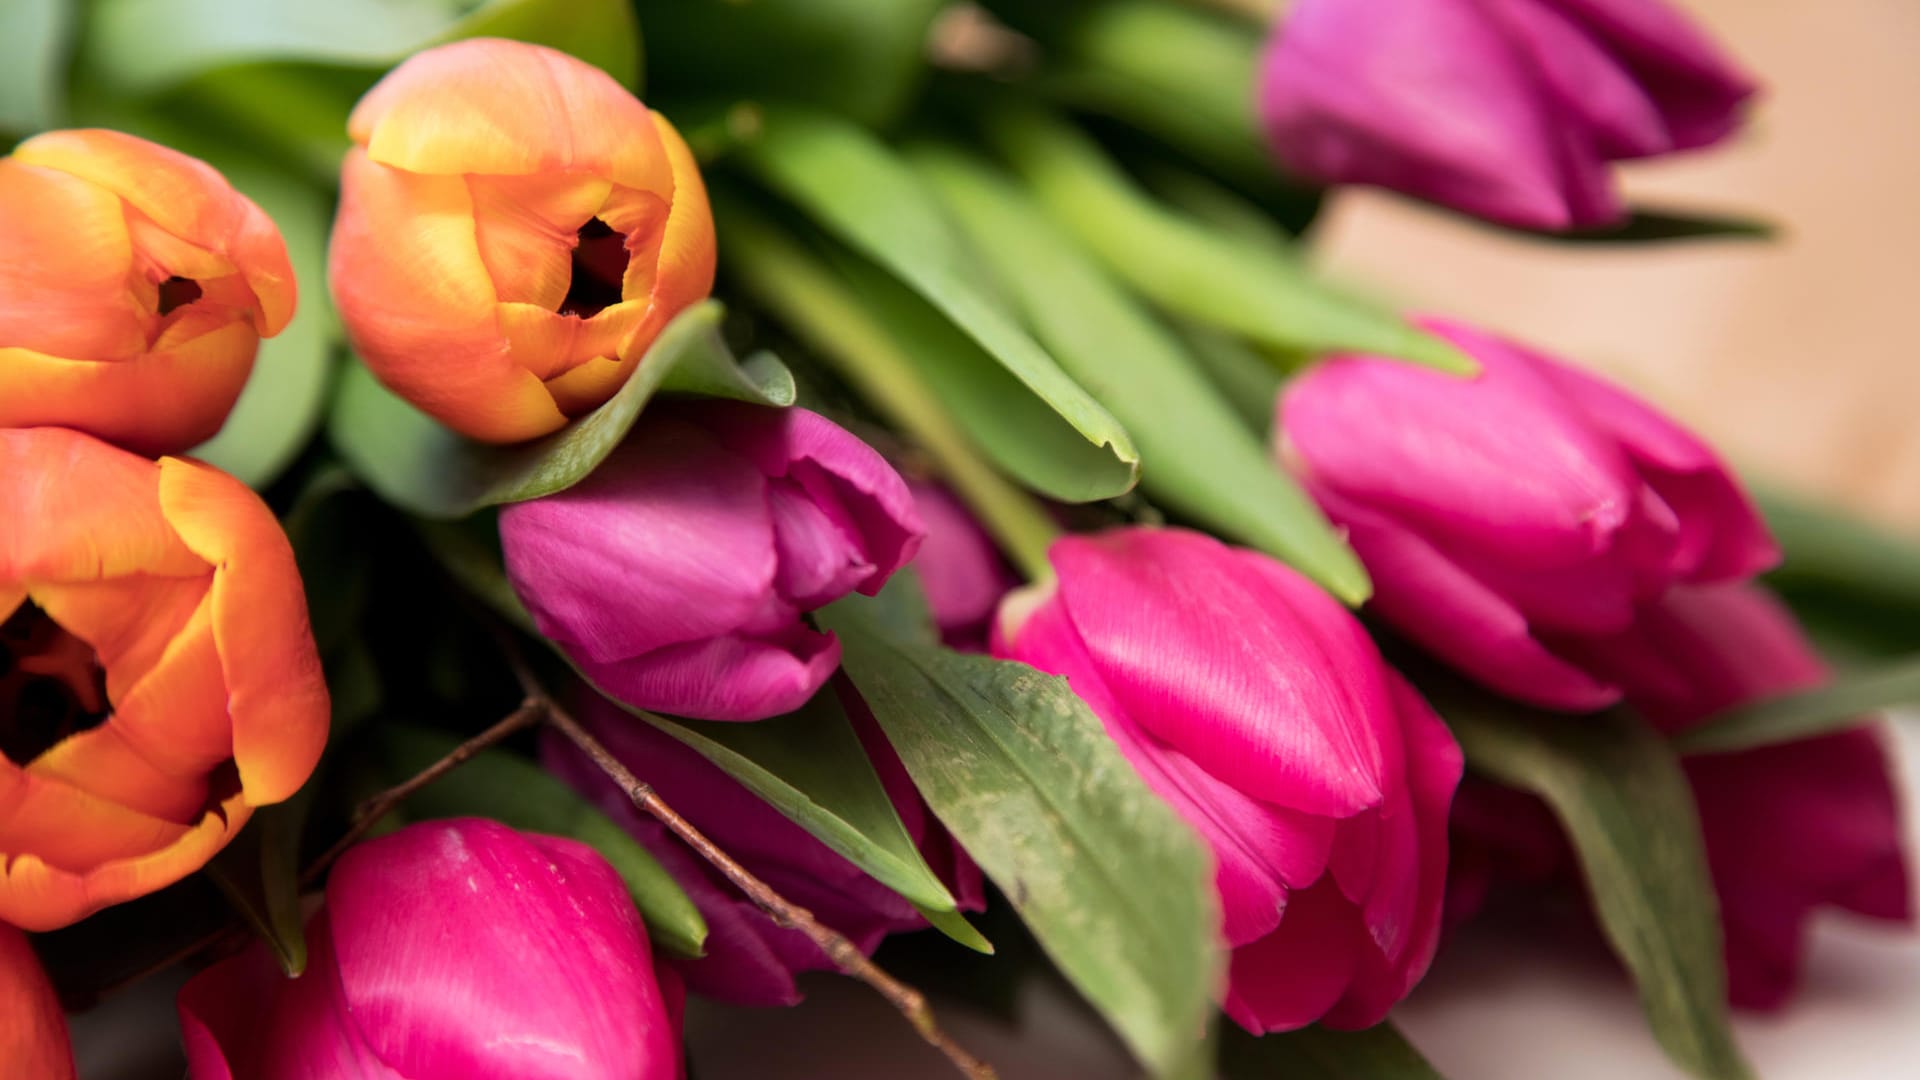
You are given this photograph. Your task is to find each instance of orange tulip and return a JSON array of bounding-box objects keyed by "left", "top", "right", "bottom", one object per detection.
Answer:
[
  {"left": 0, "top": 428, "right": 329, "bottom": 931},
  {"left": 329, "top": 38, "right": 718, "bottom": 444},
  {"left": 0, "top": 925, "right": 74, "bottom": 1078},
  {"left": 0, "top": 130, "right": 296, "bottom": 457}
]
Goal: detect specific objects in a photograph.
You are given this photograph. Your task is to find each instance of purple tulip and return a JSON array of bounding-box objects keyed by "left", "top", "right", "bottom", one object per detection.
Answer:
[
  {"left": 907, "top": 482, "right": 1016, "bottom": 651},
  {"left": 1257, "top": 0, "right": 1758, "bottom": 229},
  {"left": 501, "top": 402, "right": 924, "bottom": 722},
  {"left": 995, "top": 527, "right": 1461, "bottom": 1033},
  {"left": 1277, "top": 317, "right": 1777, "bottom": 711},
  {"left": 544, "top": 689, "right": 984, "bottom": 1007},
  {"left": 178, "top": 818, "right": 683, "bottom": 1079}
]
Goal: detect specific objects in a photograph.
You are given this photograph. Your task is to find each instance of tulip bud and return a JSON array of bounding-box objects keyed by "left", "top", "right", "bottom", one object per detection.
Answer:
[
  {"left": 2, "top": 926, "right": 75, "bottom": 1079},
  {"left": 178, "top": 818, "right": 683, "bottom": 1079},
  {"left": 995, "top": 527, "right": 1461, "bottom": 1032},
  {"left": 501, "top": 403, "right": 924, "bottom": 722},
  {"left": 329, "top": 38, "right": 716, "bottom": 443},
  {"left": 0, "top": 130, "right": 295, "bottom": 455},
  {"left": 1277, "top": 317, "right": 1777, "bottom": 712},
  {"left": 0, "top": 428, "right": 329, "bottom": 930},
  {"left": 1258, "top": 0, "right": 1757, "bottom": 229},
  {"left": 907, "top": 482, "right": 1016, "bottom": 651},
  {"left": 546, "top": 689, "right": 981, "bottom": 1006}
]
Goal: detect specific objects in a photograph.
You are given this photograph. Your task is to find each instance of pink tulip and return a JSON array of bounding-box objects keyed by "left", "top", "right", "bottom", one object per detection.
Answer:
[
  {"left": 178, "top": 818, "right": 683, "bottom": 1079},
  {"left": 995, "top": 527, "right": 1461, "bottom": 1032},
  {"left": 544, "top": 689, "right": 983, "bottom": 1007},
  {"left": 907, "top": 482, "right": 1016, "bottom": 651},
  {"left": 1450, "top": 584, "right": 1912, "bottom": 1009},
  {"left": 1277, "top": 317, "right": 1777, "bottom": 711},
  {"left": 1258, "top": 0, "right": 1757, "bottom": 229},
  {"left": 501, "top": 402, "right": 923, "bottom": 721}
]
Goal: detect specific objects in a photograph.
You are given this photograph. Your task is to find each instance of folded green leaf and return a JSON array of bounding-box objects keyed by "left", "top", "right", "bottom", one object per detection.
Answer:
[
  {"left": 821, "top": 580, "right": 1219, "bottom": 1080},
  {"left": 913, "top": 143, "right": 1368, "bottom": 603},
  {"left": 205, "top": 791, "right": 312, "bottom": 976},
  {"left": 738, "top": 106, "right": 1141, "bottom": 488},
  {"left": 370, "top": 726, "right": 709, "bottom": 957},
  {"left": 1221, "top": 1022, "right": 1447, "bottom": 1080},
  {"left": 0, "top": 0, "right": 71, "bottom": 134},
  {"left": 715, "top": 192, "right": 1139, "bottom": 506},
  {"left": 986, "top": 107, "right": 1471, "bottom": 374},
  {"left": 1673, "top": 659, "right": 1920, "bottom": 756},
  {"left": 328, "top": 301, "right": 794, "bottom": 519},
  {"left": 1444, "top": 697, "right": 1751, "bottom": 1080},
  {"left": 1176, "top": 323, "right": 1286, "bottom": 435},
  {"left": 1525, "top": 208, "right": 1776, "bottom": 244}
]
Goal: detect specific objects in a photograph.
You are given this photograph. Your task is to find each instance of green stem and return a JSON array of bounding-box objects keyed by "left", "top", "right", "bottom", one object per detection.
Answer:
[{"left": 716, "top": 199, "right": 1061, "bottom": 584}]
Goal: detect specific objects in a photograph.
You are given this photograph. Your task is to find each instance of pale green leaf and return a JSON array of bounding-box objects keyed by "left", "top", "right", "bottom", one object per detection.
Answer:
[
  {"left": 1674, "top": 659, "right": 1920, "bottom": 756},
  {"left": 1221, "top": 1022, "right": 1447, "bottom": 1080}
]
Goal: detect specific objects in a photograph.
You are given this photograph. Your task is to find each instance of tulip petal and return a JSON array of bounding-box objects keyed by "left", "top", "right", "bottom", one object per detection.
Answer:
[
  {"left": 1223, "top": 879, "right": 1363, "bottom": 1035},
  {"left": 0, "top": 159, "right": 145, "bottom": 362},
  {"left": 909, "top": 483, "right": 1014, "bottom": 647},
  {"left": 1, "top": 925, "right": 75, "bottom": 1079},
  {"left": 467, "top": 173, "right": 614, "bottom": 309},
  {"left": 767, "top": 479, "right": 877, "bottom": 609},
  {"left": 0, "top": 429, "right": 206, "bottom": 584},
  {"left": 1553, "top": 0, "right": 1758, "bottom": 150},
  {"left": 580, "top": 627, "right": 842, "bottom": 724},
  {"left": 1484, "top": 0, "right": 1671, "bottom": 157},
  {"left": 633, "top": 112, "right": 717, "bottom": 347}
]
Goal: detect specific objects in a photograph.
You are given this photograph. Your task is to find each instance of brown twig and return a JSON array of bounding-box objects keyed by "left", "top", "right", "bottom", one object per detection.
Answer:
[
  {"left": 501, "top": 644, "right": 996, "bottom": 1079},
  {"left": 298, "top": 700, "right": 545, "bottom": 889}
]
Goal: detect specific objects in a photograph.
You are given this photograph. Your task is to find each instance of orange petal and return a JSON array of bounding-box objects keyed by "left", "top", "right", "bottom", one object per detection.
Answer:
[
  {"left": 0, "top": 761, "right": 193, "bottom": 877},
  {"left": 156, "top": 458, "right": 328, "bottom": 806},
  {"left": 639, "top": 111, "right": 717, "bottom": 349},
  {"left": 469, "top": 173, "right": 613, "bottom": 309},
  {"left": 544, "top": 354, "right": 633, "bottom": 416},
  {"left": 498, "top": 300, "right": 644, "bottom": 382},
  {"left": 0, "top": 159, "right": 145, "bottom": 361},
  {"left": 28, "top": 573, "right": 209, "bottom": 705},
  {"left": 27, "top": 721, "right": 210, "bottom": 825},
  {"left": 350, "top": 39, "right": 671, "bottom": 194},
  {"left": 0, "top": 926, "right": 76, "bottom": 1078},
  {"left": 0, "top": 429, "right": 206, "bottom": 585}
]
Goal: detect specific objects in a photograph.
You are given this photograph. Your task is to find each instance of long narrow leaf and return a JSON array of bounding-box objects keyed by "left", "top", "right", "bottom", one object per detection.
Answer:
[{"left": 1674, "top": 658, "right": 1920, "bottom": 755}]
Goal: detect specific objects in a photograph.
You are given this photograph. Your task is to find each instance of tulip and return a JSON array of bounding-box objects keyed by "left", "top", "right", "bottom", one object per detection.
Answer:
[
  {"left": 1276, "top": 317, "right": 1777, "bottom": 712},
  {"left": 330, "top": 38, "right": 716, "bottom": 443},
  {"left": 178, "top": 818, "right": 682, "bottom": 1078},
  {"left": 907, "top": 482, "right": 1015, "bottom": 651},
  {"left": 0, "top": 130, "right": 295, "bottom": 455},
  {"left": 1258, "top": 0, "right": 1757, "bottom": 229},
  {"left": 501, "top": 402, "right": 923, "bottom": 722},
  {"left": 546, "top": 689, "right": 982, "bottom": 1006},
  {"left": 2, "top": 925, "right": 75, "bottom": 1079},
  {"left": 995, "top": 527, "right": 1462, "bottom": 1032},
  {"left": 0, "top": 427, "right": 328, "bottom": 930}
]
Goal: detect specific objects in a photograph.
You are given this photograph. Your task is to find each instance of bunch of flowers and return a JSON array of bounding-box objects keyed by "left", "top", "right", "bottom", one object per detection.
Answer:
[{"left": 2, "top": 2, "right": 1912, "bottom": 1078}]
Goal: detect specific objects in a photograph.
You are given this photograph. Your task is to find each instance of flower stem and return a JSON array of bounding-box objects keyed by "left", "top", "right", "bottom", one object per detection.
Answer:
[{"left": 716, "top": 198, "right": 1060, "bottom": 585}]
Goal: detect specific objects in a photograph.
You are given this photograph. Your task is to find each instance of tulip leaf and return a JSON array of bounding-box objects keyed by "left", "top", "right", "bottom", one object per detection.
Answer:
[
  {"left": 819, "top": 578, "right": 1220, "bottom": 1080},
  {"left": 0, "top": 0, "right": 71, "bottom": 135},
  {"left": 204, "top": 791, "right": 313, "bottom": 977},
  {"left": 985, "top": 106, "right": 1472, "bottom": 375},
  {"left": 1221, "top": 1022, "right": 1447, "bottom": 1080},
  {"left": 328, "top": 300, "right": 795, "bottom": 520},
  {"left": 1516, "top": 208, "right": 1776, "bottom": 245},
  {"left": 913, "top": 143, "right": 1371, "bottom": 604},
  {"left": 86, "top": 0, "right": 640, "bottom": 94},
  {"left": 1443, "top": 696, "right": 1752, "bottom": 1080},
  {"left": 738, "top": 106, "right": 1142, "bottom": 497},
  {"left": 1672, "top": 660, "right": 1920, "bottom": 756},
  {"left": 369, "top": 726, "right": 709, "bottom": 957}
]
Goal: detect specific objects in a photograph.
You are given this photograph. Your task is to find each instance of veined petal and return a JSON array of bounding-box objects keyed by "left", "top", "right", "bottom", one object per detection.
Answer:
[{"left": 0, "top": 925, "right": 75, "bottom": 1079}]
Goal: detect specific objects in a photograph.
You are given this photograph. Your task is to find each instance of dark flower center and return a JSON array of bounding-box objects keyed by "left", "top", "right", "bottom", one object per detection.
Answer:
[
  {"left": 0, "top": 602, "right": 110, "bottom": 766},
  {"left": 560, "top": 218, "right": 629, "bottom": 319},
  {"left": 157, "top": 275, "right": 203, "bottom": 317}
]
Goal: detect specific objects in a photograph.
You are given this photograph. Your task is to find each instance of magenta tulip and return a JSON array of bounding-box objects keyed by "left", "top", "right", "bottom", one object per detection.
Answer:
[
  {"left": 177, "top": 818, "right": 682, "bottom": 1079},
  {"left": 501, "top": 402, "right": 924, "bottom": 722},
  {"left": 544, "top": 689, "right": 983, "bottom": 1007},
  {"left": 907, "top": 482, "right": 1015, "bottom": 651},
  {"left": 1277, "top": 317, "right": 1777, "bottom": 711},
  {"left": 995, "top": 527, "right": 1461, "bottom": 1032},
  {"left": 1258, "top": 0, "right": 1757, "bottom": 229}
]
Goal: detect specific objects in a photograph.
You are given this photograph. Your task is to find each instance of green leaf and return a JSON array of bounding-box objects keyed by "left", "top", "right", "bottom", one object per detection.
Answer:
[
  {"left": 738, "top": 106, "right": 1141, "bottom": 488},
  {"left": 637, "top": 0, "right": 942, "bottom": 126},
  {"left": 189, "top": 163, "right": 338, "bottom": 489},
  {"left": 204, "top": 791, "right": 312, "bottom": 976},
  {"left": 715, "top": 191, "right": 1139, "bottom": 507},
  {"left": 986, "top": 107, "right": 1472, "bottom": 374},
  {"left": 1673, "top": 658, "right": 1920, "bottom": 755},
  {"left": 913, "top": 143, "right": 1369, "bottom": 603},
  {"left": 369, "top": 726, "right": 708, "bottom": 957},
  {"left": 327, "top": 301, "right": 794, "bottom": 519},
  {"left": 1444, "top": 697, "right": 1751, "bottom": 1080},
  {"left": 1761, "top": 492, "right": 1920, "bottom": 611},
  {"left": 86, "top": 0, "right": 640, "bottom": 94},
  {"left": 1221, "top": 1022, "right": 1447, "bottom": 1080},
  {"left": 819, "top": 581, "right": 1219, "bottom": 1079},
  {"left": 0, "top": 0, "right": 71, "bottom": 134},
  {"left": 1176, "top": 322, "right": 1286, "bottom": 435},
  {"left": 1519, "top": 208, "right": 1776, "bottom": 244}
]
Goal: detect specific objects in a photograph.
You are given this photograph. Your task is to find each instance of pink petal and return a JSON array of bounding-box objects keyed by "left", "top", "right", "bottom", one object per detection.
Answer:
[
  {"left": 1484, "top": 0, "right": 1671, "bottom": 157},
  {"left": 1223, "top": 879, "right": 1363, "bottom": 1034},
  {"left": 907, "top": 482, "right": 1014, "bottom": 649},
  {"left": 577, "top": 624, "right": 841, "bottom": 722},
  {"left": 1550, "top": 0, "right": 1759, "bottom": 150},
  {"left": 766, "top": 479, "right": 875, "bottom": 609}
]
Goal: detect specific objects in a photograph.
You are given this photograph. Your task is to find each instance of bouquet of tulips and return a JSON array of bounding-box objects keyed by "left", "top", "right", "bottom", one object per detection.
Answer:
[{"left": 4, "top": 2, "right": 1915, "bottom": 1077}]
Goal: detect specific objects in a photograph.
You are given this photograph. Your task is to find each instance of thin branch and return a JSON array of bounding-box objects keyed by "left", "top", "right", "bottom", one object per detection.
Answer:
[
  {"left": 507, "top": 646, "right": 996, "bottom": 1079},
  {"left": 298, "top": 700, "right": 544, "bottom": 889}
]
